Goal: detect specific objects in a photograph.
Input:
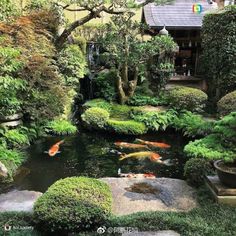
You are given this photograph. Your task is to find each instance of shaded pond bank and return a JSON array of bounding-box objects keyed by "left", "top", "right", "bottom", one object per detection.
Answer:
[{"left": 4, "top": 130, "right": 189, "bottom": 193}]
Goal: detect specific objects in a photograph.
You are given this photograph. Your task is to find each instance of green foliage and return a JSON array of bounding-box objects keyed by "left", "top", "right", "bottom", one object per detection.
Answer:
[
  {"left": 167, "top": 86, "right": 208, "bottom": 112},
  {"left": 3, "top": 129, "right": 30, "bottom": 148},
  {"left": 0, "top": 0, "right": 19, "bottom": 21},
  {"left": 94, "top": 70, "right": 117, "bottom": 102},
  {"left": 83, "top": 99, "right": 112, "bottom": 112},
  {"left": 0, "top": 47, "right": 26, "bottom": 116},
  {"left": 25, "top": 0, "right": 49, "bottom": 11},
  {"left": 107, "top": 119, "right": 147, "bottom": 135},
  {"left": 0, "top": 212, "right": 38, "bottom": 236},
  {"left": 73, "top": 35, "right": 87, "bottom": 54},
  {"left": 82, "top": 107, "right": 110, "bottom": 129},
  {"left": 217, "top": 90, "right": 236, "bottom": 116},
  {"left": 184, "top": 158, "right": 213, "bottom": 187},
  {"left": 184, "top": 134, "right": 235, "bottom": 162},
  {"left": 58, "top": 44, "right": 87, "bottom": 87},
  {"left": 33, "top": 177, "right": 112, "bottom": 233},
  {"left": 0, "top": 145, "right": 26, "bottom": 176},
  {"left": 131, "top": 109, "right": 177, "bottom": 131},
  {"left": 202, "top": 6, "right": 236, "bottom": 100},
  {"left": 184, "top": 112, "right": 236, "bottom": 163},
  {"left": 173, "top": 112, "right": 215, "bottom": 137},
  {"left": 127, "top": 95, "right": 161, "bottom": 106},
  {"left": 45, "top": 119, "right": 77, "bottom": 135}
]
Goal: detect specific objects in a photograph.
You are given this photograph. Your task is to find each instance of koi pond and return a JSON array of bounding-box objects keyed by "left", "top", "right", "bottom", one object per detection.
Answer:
[{"left": 10, "top": 130, "right": 189, "bottom": 193}]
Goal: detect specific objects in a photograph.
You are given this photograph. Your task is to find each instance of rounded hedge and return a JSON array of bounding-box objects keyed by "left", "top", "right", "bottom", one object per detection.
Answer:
[
  {"left": 107, "top": 119, "right": 147, "bottom": 135},
  {"left": 184, "top": 158, "right": 212, "bottom": 187},
  {"left": 217, "top": 90, "right": 236, "bottom": 116},
  {"left": 81, "top": 107, "right": 110, "bottom": 129},
  {"left": 167, "top": 86, "right": 208, "bottom": 112},
  {"left": 33, "top": 177, "right": 112, "bottom": 233}
]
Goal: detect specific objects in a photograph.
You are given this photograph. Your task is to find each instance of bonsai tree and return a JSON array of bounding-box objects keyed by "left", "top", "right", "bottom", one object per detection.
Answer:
[
  {"left": 99, "top": 13, "right": 177, "bottom": 104},
  {"left": 26, "top": 0, "right": 173, "bottom": 48},
  {"left": 184, "top": 112, "right": 236, "bottom": 163}
]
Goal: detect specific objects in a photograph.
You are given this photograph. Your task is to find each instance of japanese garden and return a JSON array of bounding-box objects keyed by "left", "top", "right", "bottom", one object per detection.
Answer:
[{"left": 0, "top": 0, "right": 235, "bottom": 235}]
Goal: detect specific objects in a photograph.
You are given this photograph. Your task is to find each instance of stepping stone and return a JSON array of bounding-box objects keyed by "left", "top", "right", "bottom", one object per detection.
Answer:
[
  {"left": 0, "top": 190, "right": 42, "bottom": 212},
  {"left": 102, "top": 177, "right": 197, "bottom": 216},
  {"left": 122, "top": 231, "right": 180, "bottom": 236}
]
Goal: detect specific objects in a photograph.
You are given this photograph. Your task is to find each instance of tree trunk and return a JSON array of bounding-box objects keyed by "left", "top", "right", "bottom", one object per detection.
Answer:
[{"left": 116, "top": 66, "right": 138, "bottom": 104}]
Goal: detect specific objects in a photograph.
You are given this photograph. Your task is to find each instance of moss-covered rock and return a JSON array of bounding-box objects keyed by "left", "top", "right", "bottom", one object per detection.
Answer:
[
  {"left": 33, "top": 177, "right": 112, "bottom": 233},
  {"left": 217, "top": 90, "right": 236, "bottom": 116},
  {"left": 107, "top": 119, "right": 147, "bottom": 135}
]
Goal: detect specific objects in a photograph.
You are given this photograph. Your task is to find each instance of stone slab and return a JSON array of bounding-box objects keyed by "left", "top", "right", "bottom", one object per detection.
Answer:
[
  {"left": 206, "top": 175, "right": 236, "bottom": 196},
  {"left": 205, "top": 176, "right": 236, "bottom": 206},
  {"left": 0, "top": 190, "right": 42, "bottom": 212},
  {"left": 101, "top": 177, "right": 197, "bottom": 216},
  {"left": 122, "top": 231, "right": 180, "bottom": 236}
]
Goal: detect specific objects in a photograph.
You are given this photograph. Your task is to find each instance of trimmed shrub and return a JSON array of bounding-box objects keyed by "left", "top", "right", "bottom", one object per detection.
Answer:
[
  {"left": 107, "top": 119, "right": 147, "bottom": 135},
  {"left": 202, "top": 6, "right": 236, "bottom": 99},
  {"left": 184, "top": 158, "right": 213, "bottom": 187},
  {"left": 45, "top": 119, "right": 77, "bottom": 136},
  {"left": 81, "top": 107, "right": 110, "bottom": 129},
  {"left": 33, "top": 177, "right": 112, "bottom": 233},
  {"left": 217, "top": 90, "right": 236, "bottom": 116},
  {"left": 167, "top": 86, "right": 208, "bottom": 112}
]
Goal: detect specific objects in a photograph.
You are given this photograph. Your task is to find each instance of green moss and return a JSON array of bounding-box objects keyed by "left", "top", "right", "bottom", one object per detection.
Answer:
[
  {"left": 45, "top": 119, "right": 77, "bottom": 136},
  {"left": 83, "top": 99, "right": 112, "bottom": 112},
  {"left": 107, "top": 119, "right": 147, "bottom": 135},
  {"left": 81, "top": 107, "right": 110, "bottom": 129},
  {"left": 167, "top": 86, "right": 208, "bottom": 112},
  {"left": 33, "top": 177, "right": 112, "bottom": 233},
  {"left": 217, "top": 91, "right": 236, "bottom": 116}
]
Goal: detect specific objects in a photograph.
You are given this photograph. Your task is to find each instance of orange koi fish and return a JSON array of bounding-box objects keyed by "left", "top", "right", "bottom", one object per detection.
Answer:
[
  {"left": 114, "top": 142, "right": 148, "bottom": 149},
  {"left": 47, "top": 140, "right": 64, "bottom": 157},
  {"left": 136, "top": 139, "right": 171, "bottom": 149}
]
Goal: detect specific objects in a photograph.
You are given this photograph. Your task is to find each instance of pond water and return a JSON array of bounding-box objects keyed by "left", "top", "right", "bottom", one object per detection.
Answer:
[{"left": 10, "top": 130, "right": 189, "bottom": 193}]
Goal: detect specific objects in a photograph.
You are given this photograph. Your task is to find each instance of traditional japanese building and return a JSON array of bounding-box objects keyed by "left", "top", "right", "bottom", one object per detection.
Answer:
[{"left": 142, "top": 0, "right": 232, "bottom": 89}]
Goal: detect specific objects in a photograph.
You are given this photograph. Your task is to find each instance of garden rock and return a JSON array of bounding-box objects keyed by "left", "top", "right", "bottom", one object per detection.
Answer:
[
  {"left": 102, "top": 177, "right": 197, "bottom": 216},
  {"left": 0, "top": 190, "right": 42, "bottom": 212},
  {"left": 0, "top": 161, "right": 8, "bottom": 178}
]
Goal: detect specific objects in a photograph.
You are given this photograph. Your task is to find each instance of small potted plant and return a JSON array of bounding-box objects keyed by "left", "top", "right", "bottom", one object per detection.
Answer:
[{"left": 184, "top": 112, "right": 236, "bottom": 188}]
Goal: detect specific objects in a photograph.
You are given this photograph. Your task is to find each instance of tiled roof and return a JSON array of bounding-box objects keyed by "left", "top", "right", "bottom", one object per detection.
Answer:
[{"left": 144, "top": 0, "right": 216, "bottom": 29}]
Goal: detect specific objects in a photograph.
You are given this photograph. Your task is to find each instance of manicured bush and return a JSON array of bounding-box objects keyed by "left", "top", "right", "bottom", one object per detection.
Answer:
[
  {"left": 107, "top": 119, "right": 147, "bottom": 135},
  {"left": 184, "top": 158, "right": 213, "bottom": 187},
  {"left": 202, "top": 6, "right": 236, "bottom": 99},
  {"left": 81, "top": 107, "right": 110, "bottom": 129},
  {"left": 173, "top": 111, "right": 214, "bottom": 137},
  {"left": 45, "top": 119, "right": 77, "bottom": 135},
  {"left": 167, "top": 86, "right": 208, "bottom": 112},
  {"left": 217, "top": 90, "right": 236, "bottom": 116},
  {"left": 33, "top": 177, "right": 112, "bottom": 233}
]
